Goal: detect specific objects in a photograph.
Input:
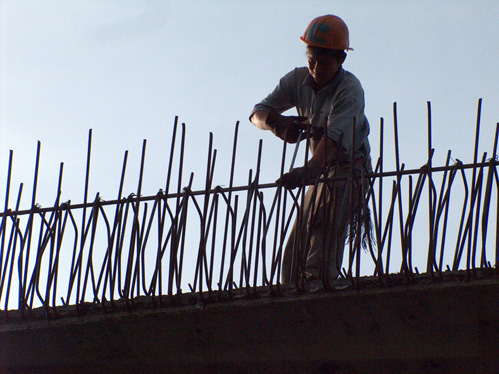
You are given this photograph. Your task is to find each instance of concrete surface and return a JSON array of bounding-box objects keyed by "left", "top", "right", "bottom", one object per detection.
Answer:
[{"left": 1, "top": 276, "right": 499, "bottom": 373}]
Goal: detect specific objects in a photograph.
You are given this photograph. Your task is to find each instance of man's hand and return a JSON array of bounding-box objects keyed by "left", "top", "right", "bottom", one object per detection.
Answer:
[
  {"left": 266, "top": 111, "right": 308, "bottom": 143},
  {"left": 276, "top": 162, "right": 323, "bottom": 189}
]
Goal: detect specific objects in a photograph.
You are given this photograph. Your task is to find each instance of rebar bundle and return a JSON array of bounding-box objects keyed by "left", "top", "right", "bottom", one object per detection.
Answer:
[{"left": 0, "top": 100, "right": 498, "bottom": 319}]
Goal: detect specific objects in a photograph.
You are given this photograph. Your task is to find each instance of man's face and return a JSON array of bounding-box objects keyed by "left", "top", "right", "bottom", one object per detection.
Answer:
[{"left": 307, "top": 50, "right": 341, "bottom": 88}]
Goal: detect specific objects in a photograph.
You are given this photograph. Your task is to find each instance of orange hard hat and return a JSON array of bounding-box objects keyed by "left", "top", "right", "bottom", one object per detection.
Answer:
[{"left": 300, "top": 15, "right": 353, "bottom": 51}]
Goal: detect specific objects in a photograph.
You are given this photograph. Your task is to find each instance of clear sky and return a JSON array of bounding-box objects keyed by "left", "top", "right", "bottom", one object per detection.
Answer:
[{"left": 1, "top": 0, "right": 498, "bottom": 209}]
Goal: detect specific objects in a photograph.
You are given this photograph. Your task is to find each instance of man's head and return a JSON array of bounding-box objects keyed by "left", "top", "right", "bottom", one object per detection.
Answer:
[
  {"left": 306, "top": 45, "right": 346, "bottom": 88},
  {"left": 301, "top": 15, "right": 351, "bottom": 88}
]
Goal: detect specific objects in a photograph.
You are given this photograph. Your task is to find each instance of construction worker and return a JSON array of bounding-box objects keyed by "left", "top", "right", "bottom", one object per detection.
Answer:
[{"left": 250, "top": 15, "right": 372, "bottom": 286}]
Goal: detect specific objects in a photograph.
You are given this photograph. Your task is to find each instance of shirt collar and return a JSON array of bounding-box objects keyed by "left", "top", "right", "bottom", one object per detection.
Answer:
[{"left": 302, "top": 67, "right": 345, "bottom": 92}]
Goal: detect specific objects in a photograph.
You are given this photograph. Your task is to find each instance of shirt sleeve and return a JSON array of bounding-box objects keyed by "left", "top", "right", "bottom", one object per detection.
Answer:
[
  {"left": 249, "top": 69, "right": 298, "bottom": 119},
  {"left": 326, "top": 79, "right": 370, "bottom": 158}
]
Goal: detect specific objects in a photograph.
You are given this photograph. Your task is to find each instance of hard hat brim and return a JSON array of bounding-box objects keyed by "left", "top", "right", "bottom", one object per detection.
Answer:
[{"left": 300, "top": 36, "right": 354, "bottom": 51}]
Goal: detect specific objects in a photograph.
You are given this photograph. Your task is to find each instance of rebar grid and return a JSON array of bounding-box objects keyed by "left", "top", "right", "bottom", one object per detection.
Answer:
[{"left": 1, "top": 100, "right": 498, "bottom": 319}]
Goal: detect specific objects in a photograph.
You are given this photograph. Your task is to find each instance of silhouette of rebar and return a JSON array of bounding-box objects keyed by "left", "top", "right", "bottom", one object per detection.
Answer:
[{"left": 0, "top": 101, "right": 498, "bottom": 319}]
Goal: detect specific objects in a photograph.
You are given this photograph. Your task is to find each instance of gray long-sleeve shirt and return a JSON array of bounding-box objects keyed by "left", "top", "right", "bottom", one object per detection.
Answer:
[{"left": 251, "top": 67, "right": 370, "bottom": 161}]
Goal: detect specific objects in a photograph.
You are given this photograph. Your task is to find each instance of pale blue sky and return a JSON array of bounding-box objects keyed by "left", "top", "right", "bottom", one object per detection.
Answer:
[{"left": 1, "top": 0, "right": 498, "bottom": 208}]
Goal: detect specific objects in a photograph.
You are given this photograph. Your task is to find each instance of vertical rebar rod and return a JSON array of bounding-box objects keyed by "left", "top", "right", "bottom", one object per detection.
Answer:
[
  {"left": 195, "top": 132, "right": 214, "bottom": 296},
  {"left": 452, "top": 165, "right": 469, "bottom": 271},
  {"left": 168, "top": 122, "right": 186, "bottom": 301},
  {"left": 128, "top": 139, "right": 147, "bottom": 299},
  {"left": 0, "top": 150, "right": 13, "bottom": 297},
  {"left": 377, "top": 118, "right": 384, "bottom": 278},
  {"left": 218, "top": 122, "right": 239, "bottom": 296},
  {"left": 154, "top": 117, "right": 179, "bottom": 302},
  {"left": 493, "top": 123, "right": 499, "bottom": 271},
  {"left": 75, "top": 130, "right": 93, "bottom": 305},
  {"left": 248, "top": 139, "right": 263, "bottom": 291},
  {"left": 392, "top": 103, "right": 409, "bottom": 277},
  {"left": 104, "top": 150, "right": 128, "bottom": 305},
  {"left": 436, "top": 151, "right": 453, "bottom": 271},
  {"left": 20, "top": 141, "right": 41, "bottom": 312},
  {"left": 426, "top": 101, "right": 436, "bottom": 274},
  {"left": 269, "top": 140, "right": 287, "bottom": 288}
]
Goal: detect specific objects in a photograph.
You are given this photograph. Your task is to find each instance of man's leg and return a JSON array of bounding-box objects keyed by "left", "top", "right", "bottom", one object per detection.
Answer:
[
  {"left": 305, "top": 166, "right": 354, "bottom": 281},
  {"left": 281, "top": 186, "right": 316, "bottom": 283}
]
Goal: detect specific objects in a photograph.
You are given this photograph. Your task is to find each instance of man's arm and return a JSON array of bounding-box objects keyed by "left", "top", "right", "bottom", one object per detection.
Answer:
[
  {"left": 308, "top": 135, "right": 339, "bottom": 168},
  {"left": 250, "top": 110, "right": 271, "bottom": 131},
  {"left": 276, "top": 135, "right": 340, "bottom": 189},
  {"left": 251, "top": 110, "right": 308, "bottom": 143}
]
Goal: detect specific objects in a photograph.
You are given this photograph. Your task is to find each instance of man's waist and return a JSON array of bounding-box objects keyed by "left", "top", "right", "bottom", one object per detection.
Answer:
[{"left": 331, "top": 156, "right": 371, "bottom": 170}]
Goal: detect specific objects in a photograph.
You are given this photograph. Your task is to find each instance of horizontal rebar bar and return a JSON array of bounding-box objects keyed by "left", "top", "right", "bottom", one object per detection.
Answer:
[{"left": 1, "top": 160, "right": 496, "bottom": 218}]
